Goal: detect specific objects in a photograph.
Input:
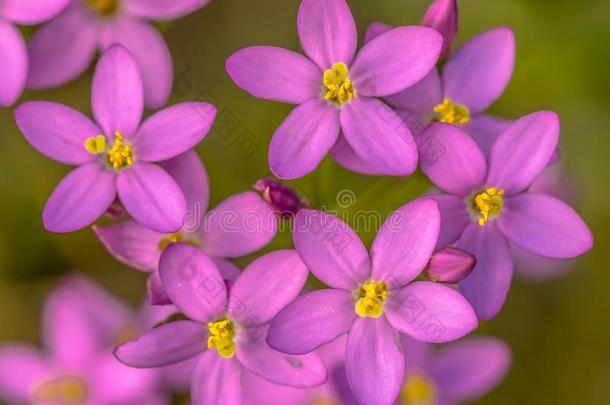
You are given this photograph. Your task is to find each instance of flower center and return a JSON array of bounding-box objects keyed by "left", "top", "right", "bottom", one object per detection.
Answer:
[
  {"left": 433, "top": 97, "right": 471, "bottom": 125},
  {"left": 84, "top": 131, "right": 133, "bottom": 170},
  {"left": 400, "top": 372, "right": 436, "bottom": 405},
  {"left": 33, "top": 376, "right": 88, "bottom": 405},
  {"left": 354, "top": 281, "right": 388, "bottom": 318},
  {"left": 323, "top": 62, "right": 355, "bottom": 105},
  {"left": 207, "top": 318, "right": 237, "bottom": 358},
  {"left": 84, "top": 0, "right": 119, "bottom": 16},
  {"left": 472, "top": 187, "right": 505, "bottom": 226}
]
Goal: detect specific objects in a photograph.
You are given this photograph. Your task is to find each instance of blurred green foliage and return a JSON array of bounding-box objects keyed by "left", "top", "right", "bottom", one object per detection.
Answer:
[{"left": 0, "top": 0, "right": 609, "bottom": 403}]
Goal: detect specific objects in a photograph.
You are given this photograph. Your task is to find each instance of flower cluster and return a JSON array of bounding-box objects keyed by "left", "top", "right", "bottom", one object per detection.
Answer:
[{"left": 0, "top": 0, "right": 594, "bottom": 404}]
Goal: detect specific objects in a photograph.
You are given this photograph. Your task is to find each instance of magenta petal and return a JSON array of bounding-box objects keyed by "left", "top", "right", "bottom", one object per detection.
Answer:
[
  {"left": 465, "top": 114, "right": 513, "bottom": 158},
  {"left": 117, "top": 163, "right": 187, "bottom": 233},
  {"left": 123, "top": 0, "right": 209, "bottom": 20},
  {"left": 15, "top": 101, "right": 101, "bottom": 165},
  {"left": 430, "top": 337, "right": 511, "bottom": 401},
  {"left": 385, "top": 281, "right": 478, "bottom": 343},
  {"left": 351, "top": 27, "right": 441, "bottom": 97},
  {"left": 43, "top": 163, "right": 116, "bottom": 232},
  {"left": 345, "top": 317, "right": 404, "bottom": 405},
  {"left": 115, "top": 320, "right": 205, "bottom": 367},
  {"left": 430, "top": 194, "right": 470, "bottom": 250},
  {"left": 133, "top": 102, "right": 216, "bottom": 162},
  {"left": 147, "top": 269, "right": 172, "bottom": 305},
  {"left": 192, "top": 351, "right": 242, "bottom": 405},
  {"left": 421, "top": 0, "right": 458, "bottom": 58},
  {"left": 229, "top": 250, "right": 308, "bottom": 326},
  {"left": 1, "top": 0, "right": 69, "bottom": 24},
  {"left": 0, "top": 346, "right": 48, "bottom": 403},
  {"left": 269, "top": 99, "right": 340, "bottom": 180},
  {"left": 93, "top": 220, "right": 164, "bottom": 272},
  {"left": 297, "top": 0, "right": 357, "bottom": 69},
  {"left": 26, "top": 4, "right": 97, "bottom": 89},
  {"left": 498, "top": 193, "right": 593, "bottom": 258},
  {"left": 386, "top": 68, "right": 442, "bottom": 117},
  {"left": 443, "top": 28, "right": 515, "bottom": 114},
  {"left": 341, "top": 97, "right": 417, "bottom": 176},
  {"left": 364, "top": 22, "right": 392, "bottom": 43},
  {"left": 458, "top": 223, "right": 513, "bottom": 320},
  {"left": 92, "top": 45, "right": 144, "bottom": 137},
  {"left": 200, "top": 192, "right": 277, "bottom": 258},
  {"left": 98, "top": 17, "right": 172, "bottom": 109},
  {"left": 237, "top": 333, "right": 327, "bottom": 388},
  {"left": 418, "top": 123, "right": 487, "bottom": 196},
  {"left": 487, "top": 111, "right": 560, "bottom": 195},
  {"left": 371, "top": 199, "right": 440, "bottom": 288},
  {"left": 294, "top": 209, "right": 370, "bottom": 290},
  {"left": 330, "top": 133, "right": 387, "bottom": 176},
  {"left": 226, "top": 46, "right": 321, "bottom": 104},
  {"left": 158, "top": 243, "right": 227, "bottom": 322},
  {"left": 267, "top": 289, "right": 356, "bottom": 355},
  {"left": 0, "top": 21, "right": 27, "bottom": 106}
]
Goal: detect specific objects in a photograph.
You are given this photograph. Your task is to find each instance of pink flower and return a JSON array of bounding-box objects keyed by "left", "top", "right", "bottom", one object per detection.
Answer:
[
  {"left": 226, "top": 0, "right": 443, "bottom": 179},
  {"left": 26, "top": 0, "right": 210, "bottom": 108},
  {"left": 15, "top": 45, "right": 216, "bottom": 233}
]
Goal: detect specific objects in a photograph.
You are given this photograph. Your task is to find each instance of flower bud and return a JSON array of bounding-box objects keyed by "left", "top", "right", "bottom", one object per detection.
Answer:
[
  {"left": 426, "top": 246, "right": 475, "bottom": 283},
  {"left": 422, "top": 0, "right": 458, "bottom": 59},
  {"left": 254, "top": 178, "right": 307, "bottom": 218}
]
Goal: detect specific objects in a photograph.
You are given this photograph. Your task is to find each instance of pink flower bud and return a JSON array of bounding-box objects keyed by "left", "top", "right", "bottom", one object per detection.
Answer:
[
  {"left": 254, "top": 178, "right": 307, "bottom": 218},
  {"left": 426, "top": 246, "right": 475, "bottom": 283},
  {"left": 422, "top": 0, "right": 458, "bottom": 58}
]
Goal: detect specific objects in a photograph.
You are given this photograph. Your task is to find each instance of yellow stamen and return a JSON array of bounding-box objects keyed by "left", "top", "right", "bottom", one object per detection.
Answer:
[
  {"left": 84, "top": 135, "right": 106, "bottom": 154},
  {"left": 473, "top": 187, "right": 505, "bottom": 226},
  {"left": 433, "top": 97, "right": 471, "bottom": 125},
  {"left": 323, "top": 62, "right": 355, "bottom": 105},
  {"left": 400, "top": 373, "right": 436, "bottom": 405},
  {"left": 309, "top": 398, "right": 339, "bottom": 405},
  {"left": 158, "top": 232, "right": 200, "bottom": 251},
  {"left": 107, "top": 131, "right": 133, "bottom": 169},
  {"left": 207, "top": 319, "right": 237, "bottom": 358},
  {"left": 84, "top": 0, "right": 119, "bottom": 16},
  {"left": 355, "top": 281, "right": 388, "bottom": 318},
  {"left": 33, "top": 376, "right": 88, "bottom": 405}
]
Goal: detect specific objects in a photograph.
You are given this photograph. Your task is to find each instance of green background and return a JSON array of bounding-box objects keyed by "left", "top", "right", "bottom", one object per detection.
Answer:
[{"left": 0, "top": 0, "right": 608, "bottom": 403}]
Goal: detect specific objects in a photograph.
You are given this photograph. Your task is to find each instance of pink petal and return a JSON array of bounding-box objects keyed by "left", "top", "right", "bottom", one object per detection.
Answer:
[
  {"left": 158, "top": 243, "right": 227, "bottom": 322},
  {"left": 228, "top": 250, "right": 308, "bottom": 326},
  {"left": 200, "top": 192, "right": 277, "bottom": 258},
  {"left": 385, "top": 281, "right": 478, "bottom": 343},
  {"left": 487, "top": 111, "right": 560, "bottom": 195},
  {"left": 132, "top": 102, "right": 216, "bottom": 162},
  {"left": 465, "top": 114, "right": 513, "bottom": 158},
  {"left": 93, "top": 220, "right": 164, "bottom": 272},
  {"left": 430, "top": 194, "right": 470, "bottom": 250},
  {"left": 98, "top": 17, "right": 172, "bottom": 109},
  {"left": 341, "top": 97, "right": 417, "bottom": 176},
  {"left": 418, "top": 123, "right": 487, "bottom": 196},
  {"left": 421, "top": 0, "right": 458, "bottom": 58},
  {"left": 115, "top": 320, "right": 206, "bottom": 367},
  {"left": 345, "top": 317, "right": 404, "bottom": 405},
  {"left": 498, "top": 193, "right": 593, "bottom": 258},
  {"left": 43, "top": 163, "right": 116, "bottom": 232},
  {"left": 1, "top": 0, "right": 69, "bottom": 24},
  {"left": 297, "top": 0, "right": 357, "bottom": 69},
  {"left": 0, "top": 345, "right": 49, "bottom": 403},
  {"left": 242, "top": 372, "right": 310, "bottom": 405},
  {"left": 92, "top": 44, "right": 144, "bottom": 138},
  {"left": 458, "top": 222, "right": 512, "bottom": 320},
  {"left": 267, "top": 289, "right": 356, "bottom": 355},
  {"left": 226, "top": 46, "right": 321, "bottom": 104},
  {"left": 14, "top": 101, "right": 101, "bottom": 165},
  {"left": 269, "top": 99, "right": 340, "bottom": 179},
  {"left": 293, "top": 209, "right": 370, "bottom": 290},
  {"left": 0, "top": 21, "right": 27, "bottom": 106},
  {"left": 386, "top": 68, "right": 443, "bottom": 117},
  {"left": 147, "top": 269, "right": 172, "bottom": 305},
  {"left": 212, "top": 258, "right": 241, "bottom": 283},
  {"left": 443, "top": 28, "right": 515, "bottom": 114},
  {"left": 330, "top": 133, "right": 386, "bottom": 176},
  {"left": 92, "top": 352, "right": 157, "bottom": 403},
  {"left": 117, "top": 163, "right": 187, "bottom": 233},
  {"left": 371, "top": 198, "right": 440, "bottom": 288},
  {"left": 351, "top": 26, "right": 442, "bottom": 97},
  {"left": 123, "top": 0, "right": 210, "bottom": 20},
  {"left": 430, "top": 337, "right": 511, "bottom": 401},
  {"left": 512, "top": 243, "right": 576, "bottom": 282},
  {"left": 364, "top": 22, "right": 392, "bottom": 43},
  {"left": 26, "top": 4, "right": 97, "bottom": 89},
  {"left": 192, "top": 351, "right": 242, "bottom": 405}
]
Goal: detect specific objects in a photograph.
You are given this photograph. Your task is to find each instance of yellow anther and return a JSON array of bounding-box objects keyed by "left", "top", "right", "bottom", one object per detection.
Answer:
[
  {"left": 355, "top": 281, "right": 389, "bottom": 318},
  {"left": 158, "top": 232, "right": 184, "bottom": 251},
  {"left": 433, "top": 97, "right": 471, "bottom": 125},
  {"left": 207, "top": 319, "right": 237, "bottom": 358},
  {"left": 84, "top": 135, "right": 106, "bottom": 154},
  {"left": 33, "top": 376, "right": 88, "bottom": 405},
  {"left": 84, "top": 0, "right": 119, "bottom": 16},
  {"left": 107, "top": 131, "right": 133, "bottom": 170},
  {"left": 473, "top": 187, "right": 505, "bottom": 226},
  {"left": 323, "top": 62, "right": 355, "bottom": 105},
  {"left": 400, "top": 373, "right": 436, "bottom": 405}
]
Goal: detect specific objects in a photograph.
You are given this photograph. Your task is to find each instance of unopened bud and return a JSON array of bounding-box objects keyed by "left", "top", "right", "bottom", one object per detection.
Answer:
[{"left": 426, "top": 246, "right": 475, "bottom": 283}]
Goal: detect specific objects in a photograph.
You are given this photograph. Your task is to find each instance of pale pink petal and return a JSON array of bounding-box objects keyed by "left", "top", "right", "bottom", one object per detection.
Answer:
[
  {"left": 0, "top": 21, "right": 27, "bottom": 106},
  {"left": 0, "top": 345, "right": 49, "bottom": 403},
  {"left": 1, "top": 0, "right": 69, "bottom": 24}
]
